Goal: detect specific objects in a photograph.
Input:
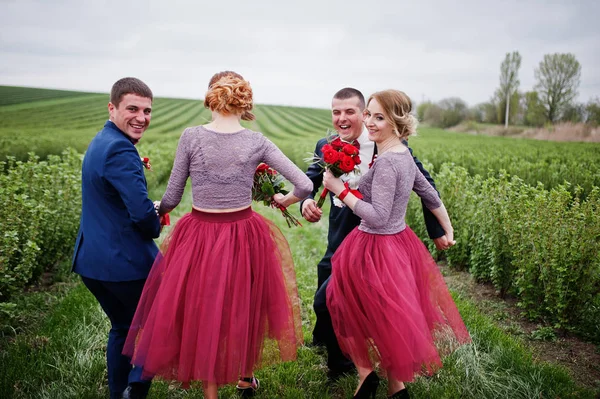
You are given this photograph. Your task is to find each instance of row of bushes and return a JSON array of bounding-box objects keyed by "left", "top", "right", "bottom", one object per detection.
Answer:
[
  {"left": 3, "top": 144, "right": 599, "bottom": 343},
  {"left": 0, "top": 141, "right": 180, "bottom": 306},
  {"left": 135, "top": 140, "right": 179, "bottom": 199},
  {"left": 410, "top": 128, "right": 600, "bottom": 197},
  {"left": 0, "top": 150, "right": 82, "bottom": 302},
  {"left": 407, "top": 164, "right": 600, "bottom": 341}
]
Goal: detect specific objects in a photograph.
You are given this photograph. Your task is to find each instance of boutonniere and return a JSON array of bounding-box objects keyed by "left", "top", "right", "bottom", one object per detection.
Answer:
[{"left": 141, "top": 157, "right": 152, "bottom": 171}]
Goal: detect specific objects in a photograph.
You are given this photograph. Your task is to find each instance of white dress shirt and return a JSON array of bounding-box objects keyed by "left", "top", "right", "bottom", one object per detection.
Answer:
[{"left": 334, "top": 130, "right": 374, "bottom": 207}]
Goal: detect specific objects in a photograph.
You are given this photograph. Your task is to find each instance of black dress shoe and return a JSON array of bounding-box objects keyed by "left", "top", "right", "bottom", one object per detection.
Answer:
[
  {"left": 121, "top": 383, "right": 149, "bottom": 399},
  {"left": 307, "top": 341, "right": 327, "bottom": 351},
  {"left": 388, "top": 388, "right": 410, "bottom": 398},
  {"left": 327, "top": 364, "right": 357, "bottom": 382}
]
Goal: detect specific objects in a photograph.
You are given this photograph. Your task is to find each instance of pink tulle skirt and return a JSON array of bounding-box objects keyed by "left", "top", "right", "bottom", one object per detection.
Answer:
[
  {"left": 123, "top": 208, "right": 303, "bottom": 387},
  {"left": 326, "top": 226, "right": 471, "bottom": 382}
]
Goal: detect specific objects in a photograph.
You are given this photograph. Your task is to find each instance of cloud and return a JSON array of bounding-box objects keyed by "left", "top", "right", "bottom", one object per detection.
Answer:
[{"left": 1, "top": 0, "right": 598, "bottom": 108}]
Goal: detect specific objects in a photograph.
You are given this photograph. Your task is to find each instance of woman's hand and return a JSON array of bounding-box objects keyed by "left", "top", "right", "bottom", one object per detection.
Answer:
[
  {"left": 323, "top": 170, "right": 345, "bottom": 195},
  {"left": 272, "top": 193, "right": 285, "bottom": 206},
  {"left": 272, "top": 192, "right": 304, "bottom": 209},
  {"left": 433, "top": 234, "right": 456, "bottom": 251},
  {"left": 446, "top": 228, "right": 455, "bottom": 246},
  {"left": 434, "top": 226, "right": 456, "bottom": 251},
  {"left": 430, "top": 204, "right": 455, "bottom": 250}
]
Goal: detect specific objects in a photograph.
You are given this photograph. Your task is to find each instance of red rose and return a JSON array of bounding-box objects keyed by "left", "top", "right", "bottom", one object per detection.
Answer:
[
  {"left": 323, "top": 148, "right": 339, "bottom": 164},
  {"left": 331, "top": 138, "right": 343, "bottom": 150},
  {"left": 354, "top": 155, "right": 361, "bottom": 165},
  {"left": 141, "top": 157, "right": 152, "bottom": 170},
  {"left": 339, "top": 154, "right": 355, "bottom": 173},
  {"left": 342, "top": 144, "right": 359, "bottom": 156},
  {"left": 256, "top": 163, "right": 270, "bottom": 173}
]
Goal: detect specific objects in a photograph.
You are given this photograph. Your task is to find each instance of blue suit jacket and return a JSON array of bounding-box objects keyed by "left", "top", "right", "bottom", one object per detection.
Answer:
[{"left": 72, "top": 121, "right": 161, "bottom": 281}]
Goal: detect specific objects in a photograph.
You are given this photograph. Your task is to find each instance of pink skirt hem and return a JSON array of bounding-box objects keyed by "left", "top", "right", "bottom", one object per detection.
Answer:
[
  {"left": 327, "top": 226, "right": 471, "bottom": 382},
  {"left": 123, "top": 208, "right": 302, "bottom": 387}
]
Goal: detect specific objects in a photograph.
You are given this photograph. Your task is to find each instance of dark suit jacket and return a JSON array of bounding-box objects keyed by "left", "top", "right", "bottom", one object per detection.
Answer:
[
  {"left": 72, "top": 121, "right": 160, "bottom": 281},
  {"left": 301, "top": 137, "right": 445, "bottom": 258}
]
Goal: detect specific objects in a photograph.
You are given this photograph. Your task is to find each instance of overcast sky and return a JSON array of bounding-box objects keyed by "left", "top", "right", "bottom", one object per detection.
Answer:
[{"left": 1, "top": 0, "right": 599, "bottom": 109}]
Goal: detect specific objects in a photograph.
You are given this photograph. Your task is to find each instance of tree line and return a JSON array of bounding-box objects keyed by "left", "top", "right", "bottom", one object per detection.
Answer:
[{"left": 418, "top": 52, "right": 600, "bottom": 129}]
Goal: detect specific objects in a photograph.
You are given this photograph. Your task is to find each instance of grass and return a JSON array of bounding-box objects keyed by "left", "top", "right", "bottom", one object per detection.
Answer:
[
  {"left": 1, "top": 186, "right": 596, "bottom": 398},
  {"left": 0, "top": 86, "right": 598, "bottom": 397}
]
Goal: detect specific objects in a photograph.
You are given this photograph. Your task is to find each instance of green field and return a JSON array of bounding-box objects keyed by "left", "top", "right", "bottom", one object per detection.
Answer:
[
  {"left": 1, "top": 86, "right": 598, "bottom": 194},
  {"left": 0, "top": 86, "right": 331, "bottom": 167},
  {"left": 1, "top": 86, "right": 599, "bottom": 398}
]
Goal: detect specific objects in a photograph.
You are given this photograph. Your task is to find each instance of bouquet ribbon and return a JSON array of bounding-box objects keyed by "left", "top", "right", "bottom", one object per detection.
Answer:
[
  {"left": 342, "top": 182, "right": 363, "bottom": 199},
  {"left": 160, "top": 213, "right": 170, "bottom": 226},
  {"left": 316, "top": 187, "right": 330, "bottom": 208},
  {"left": 271, "top": 201, "right": 302, "bottom": 227},
  {"left": 317, "top": 182, "right": 362, "bottom": 208}
]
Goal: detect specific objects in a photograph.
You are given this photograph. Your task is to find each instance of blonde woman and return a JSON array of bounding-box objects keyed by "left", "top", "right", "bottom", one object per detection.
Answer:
[{"left": 323, "top": 90, "right": 471, "bottom": 399}]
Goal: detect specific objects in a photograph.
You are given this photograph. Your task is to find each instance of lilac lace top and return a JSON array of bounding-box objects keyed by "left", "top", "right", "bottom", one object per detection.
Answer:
[
  {"left": 354, "top": 150, "right": 442, "bottom": 235},
  {"left": 159, "top": 126, "right": 313, "bottom": 211}
]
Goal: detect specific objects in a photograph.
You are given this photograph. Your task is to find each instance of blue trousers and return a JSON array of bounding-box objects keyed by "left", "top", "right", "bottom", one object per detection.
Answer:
[{"left": 81, "top": 277, "right": 151, "bottom": 399}]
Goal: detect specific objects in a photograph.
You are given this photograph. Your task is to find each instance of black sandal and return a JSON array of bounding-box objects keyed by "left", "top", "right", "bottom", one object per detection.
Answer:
[{"left": 236, "top": 376, "right": 260, "bottom": 397}]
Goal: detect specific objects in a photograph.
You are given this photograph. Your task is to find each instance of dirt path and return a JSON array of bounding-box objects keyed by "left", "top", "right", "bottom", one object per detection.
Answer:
[{"left": 440, "top": 263, "right": 600, "bottom": 391}]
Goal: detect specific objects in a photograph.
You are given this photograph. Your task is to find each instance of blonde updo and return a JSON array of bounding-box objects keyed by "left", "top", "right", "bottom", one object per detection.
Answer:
[
  {"left": 204, "top": 71, "right": 255, "bottom": 121},
  {"left": 368, "top": 90, "right": 418, "bottom": 140}
]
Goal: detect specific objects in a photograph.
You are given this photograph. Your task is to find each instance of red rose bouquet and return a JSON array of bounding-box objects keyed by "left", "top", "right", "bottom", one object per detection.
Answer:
[
  {"left": 252, "top": 163, "right": 302, "bottom": 228},
  {"left": 315, "top": 137, "right": 362, "bottom": 208}
]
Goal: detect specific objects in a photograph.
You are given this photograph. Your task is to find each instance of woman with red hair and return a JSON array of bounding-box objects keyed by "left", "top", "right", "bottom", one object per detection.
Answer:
[{"left": 124, "top": 71, "right": 312, "bottom": 399}]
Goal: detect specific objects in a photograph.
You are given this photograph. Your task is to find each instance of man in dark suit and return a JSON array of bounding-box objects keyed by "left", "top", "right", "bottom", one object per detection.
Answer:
[
  {"left": 301, "top": 87, "right": 451, "bottom": 381},
  {"left": 72, "top": 77, "right": 161, "bottom": 399}
]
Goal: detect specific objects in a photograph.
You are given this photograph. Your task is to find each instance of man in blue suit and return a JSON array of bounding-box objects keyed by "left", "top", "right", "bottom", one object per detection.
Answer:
[
  {"left": 72, "top": 77, "right": 161, "bottom": 399},
  {"left": 301, "top": 88, "right": 451, "bottom": 381}
]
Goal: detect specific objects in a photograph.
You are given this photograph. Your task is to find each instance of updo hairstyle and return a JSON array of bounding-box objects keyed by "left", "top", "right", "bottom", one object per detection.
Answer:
[
  {"left": 368, "top": 90, "right": 418, "bottom": 140},
  {"left": 204, "top": 71, "right": 255, "bottom": 121}
]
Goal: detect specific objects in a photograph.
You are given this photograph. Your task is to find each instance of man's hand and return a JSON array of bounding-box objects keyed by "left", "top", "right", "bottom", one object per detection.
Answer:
[
  {"left": 433, "top": 235, "right": 456, "bottom": 251},
  {"left": 302, "top": 199, "right": 322, "bottom": 223}
]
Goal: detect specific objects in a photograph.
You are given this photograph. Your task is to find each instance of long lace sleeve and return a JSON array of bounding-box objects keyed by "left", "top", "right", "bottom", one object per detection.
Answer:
[
  {"left": 353, "top": 157, "right": 398, "bottom": 229},
  {"left": 159, "top": 129, "right": 191, "bottom": 213},
  {"left": 261, "top": 136, "right": 313, "bottom": 199},
  {"left": 413, "top": 165, "right": 442, "bottom": 211}
]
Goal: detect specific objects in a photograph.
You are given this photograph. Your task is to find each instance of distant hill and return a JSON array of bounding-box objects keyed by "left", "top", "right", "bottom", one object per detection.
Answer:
[{"left": 0, "top": 85, "right": 331, "bottom": 165}]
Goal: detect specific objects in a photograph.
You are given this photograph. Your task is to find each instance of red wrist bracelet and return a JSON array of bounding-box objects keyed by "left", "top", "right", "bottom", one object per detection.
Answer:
[{"left": 338, "top": 187, "right": 351, "bottom": 201}]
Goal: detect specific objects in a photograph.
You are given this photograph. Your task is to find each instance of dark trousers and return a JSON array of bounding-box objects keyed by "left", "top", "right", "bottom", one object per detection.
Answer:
[
  {"left": 313, "top": 265, "right": 354, "bottom": 373},
  {"left": 312, "top": 248, "right": 333, "bottom": 347},
  {"left": 81, "top": 277, "right": 151, "bottom": 399}
]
